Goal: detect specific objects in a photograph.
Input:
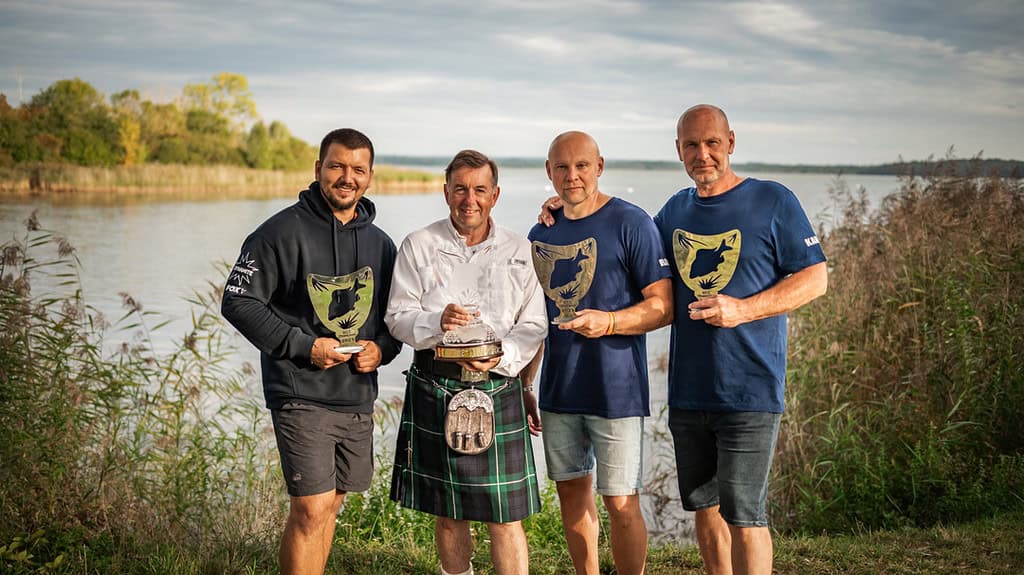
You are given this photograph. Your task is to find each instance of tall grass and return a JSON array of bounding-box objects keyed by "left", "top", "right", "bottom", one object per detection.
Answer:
[
  {"left": 775, "top": 159, "right": 1024, "bottom": 533},
  {"left": 0, "top": 163, "right": 440, "bottom": 201},
  {"left": 0, "top": 214, "right": 283, "bottom": 573}
]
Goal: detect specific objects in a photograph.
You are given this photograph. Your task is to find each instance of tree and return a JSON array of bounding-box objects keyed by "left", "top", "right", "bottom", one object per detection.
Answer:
[
  {"left": 28, "top": 78, "right": 120, "bottom": 166},
  {"left": 180, "top": 73, "right": 257, "bottom": 131},
  {"left": 111, "top": 90, "right": 144, "bottom": 165},
  {"left": 245, "top": 122, "right": 273, "bottom": 169}
]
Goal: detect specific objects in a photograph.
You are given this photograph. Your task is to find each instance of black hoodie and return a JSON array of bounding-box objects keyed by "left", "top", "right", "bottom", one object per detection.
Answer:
[{"left": 222, "top": 182, "right": 402, "bottom": 412}]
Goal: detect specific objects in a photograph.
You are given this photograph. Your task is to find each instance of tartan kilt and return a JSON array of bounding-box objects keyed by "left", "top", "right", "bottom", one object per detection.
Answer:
[{"left": 389, "top": 365, "right": 541, "bottom": 523}]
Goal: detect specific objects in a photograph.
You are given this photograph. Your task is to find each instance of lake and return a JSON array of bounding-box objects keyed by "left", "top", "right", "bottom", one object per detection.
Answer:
[{"left": 0, "top": 166, "right": 902, "bottom": 541}]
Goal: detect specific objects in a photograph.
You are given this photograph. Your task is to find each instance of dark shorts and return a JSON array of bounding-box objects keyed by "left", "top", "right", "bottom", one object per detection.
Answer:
[
  {"left": 271, "top": 402, "right": 374, "bottom": 497},
  {"left": 390, "top": 366, "right": 541, "bottom": 523},
  {"left": 668, "top": 409, "right": 781, "bottom": 527}
]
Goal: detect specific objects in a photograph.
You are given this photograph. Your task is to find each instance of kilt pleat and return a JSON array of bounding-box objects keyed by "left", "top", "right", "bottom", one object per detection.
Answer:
[{"left": 389, "top": 365, "right": 541, "bottom": 523}]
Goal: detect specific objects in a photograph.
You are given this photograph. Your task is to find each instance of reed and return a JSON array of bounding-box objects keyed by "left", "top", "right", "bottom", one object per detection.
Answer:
[
  {"left": 0, "top": 163, "right": 441, "bottom": 201},
  {"left": 774, "top": 159, "right": 1024, "bottom": 532},
  {"left": 0, "top": 215, "right": 284, "bottom": 573}
]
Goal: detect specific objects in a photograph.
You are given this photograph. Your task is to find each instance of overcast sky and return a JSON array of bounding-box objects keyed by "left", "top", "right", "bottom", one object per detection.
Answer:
[{"left": 1, "top": 0, "right": 1022, "bottom": 164}]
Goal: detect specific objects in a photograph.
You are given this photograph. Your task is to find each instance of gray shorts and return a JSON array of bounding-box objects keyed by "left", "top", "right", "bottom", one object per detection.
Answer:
[
  {"left": 541, "top": 411, "right": 645, "bottom": 496},
  {"left": 271, "top": 402, "right": 374, "bottom": 497}
]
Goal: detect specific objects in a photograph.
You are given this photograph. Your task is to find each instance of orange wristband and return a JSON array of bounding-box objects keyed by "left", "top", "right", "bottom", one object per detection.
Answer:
[{"left": 605, "top": 311, "right": 615, "bottom": 336}]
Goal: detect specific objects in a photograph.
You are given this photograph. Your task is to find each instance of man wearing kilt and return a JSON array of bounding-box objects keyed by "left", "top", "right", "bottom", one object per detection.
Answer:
[{"left": 385, "top": 149, "right": 548, "bottom": 575}]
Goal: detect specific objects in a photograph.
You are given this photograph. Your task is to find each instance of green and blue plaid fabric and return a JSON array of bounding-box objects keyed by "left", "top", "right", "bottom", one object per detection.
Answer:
[{"left": 389, "top": 366, "right": 541, "bottom": 523}]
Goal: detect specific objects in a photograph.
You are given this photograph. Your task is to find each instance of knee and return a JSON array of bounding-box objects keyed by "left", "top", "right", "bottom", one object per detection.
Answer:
[
  {"left": 485, "top": 520, "right": 522, "bottom": 537},
  {"left": 436, "top": 516, "right": 467, "bottom": 534},
  {"left": 603, "top": 495, "right": 643, "bottom": 525},
  {"left": 288, "top": 495, "right": 340, "bottom": 532}
]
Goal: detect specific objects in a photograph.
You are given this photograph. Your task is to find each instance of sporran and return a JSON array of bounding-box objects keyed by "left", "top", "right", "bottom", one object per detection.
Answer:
[{"left": 444, "top": 387, "right": 495, "bottom": 455}]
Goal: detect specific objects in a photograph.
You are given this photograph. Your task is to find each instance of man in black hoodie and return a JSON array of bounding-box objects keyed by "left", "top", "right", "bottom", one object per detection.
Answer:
[{"left": 222, "top": 128, "right": 402, "bottom": 575}]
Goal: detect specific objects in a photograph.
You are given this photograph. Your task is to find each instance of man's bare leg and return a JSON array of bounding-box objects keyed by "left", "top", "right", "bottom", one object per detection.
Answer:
[
  {"left": 695, "top": 506, "right": 732, "bottom": 575},
  {"left": 436, "top": 517, "right": 474, "bottom": 574},
  {"left": 556, "top": 476, "right": 600, "bottom": 574},
  {"left": 487, "top": 520, "right": 528, "bottom": 575},
  {"left": 602, "top": 494, "right": 647, "bottom": 575},
  {"left": 728, "top": 524, "right": 772, "bottom": 575},
  {"left": 280, "top": 490, "right": 346, "bottom": 575}
]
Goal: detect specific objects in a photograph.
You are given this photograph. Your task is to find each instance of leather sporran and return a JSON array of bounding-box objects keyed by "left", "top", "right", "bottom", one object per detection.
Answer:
[{"left": 444, "top": 388, "right": 495, "bottom": 455}]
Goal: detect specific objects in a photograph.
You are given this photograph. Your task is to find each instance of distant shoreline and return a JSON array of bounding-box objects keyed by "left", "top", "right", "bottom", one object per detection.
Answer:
[
  {"left": 0, "top": 163, "right": 442, "bottom": 202},
  {"left": 381, "top": 155, "right": 1024, "bottom": 178}
]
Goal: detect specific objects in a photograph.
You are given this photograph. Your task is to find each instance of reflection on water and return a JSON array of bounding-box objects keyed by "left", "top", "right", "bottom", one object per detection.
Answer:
[{"left": 0, "top": 167, "right": 900, "bottom": 543}]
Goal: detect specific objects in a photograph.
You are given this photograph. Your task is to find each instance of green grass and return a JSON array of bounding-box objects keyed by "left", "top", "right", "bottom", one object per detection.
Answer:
[{"left": 5, "top": 510, "right": 1022, "bottom": 573}]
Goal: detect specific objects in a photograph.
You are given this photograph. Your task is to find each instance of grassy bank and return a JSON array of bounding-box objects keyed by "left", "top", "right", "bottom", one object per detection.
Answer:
[
  {"left": 0, "top": 162, "right": 441, "bottom": 201},
  {"left": 6, "top": 507, "right": 1022, "bottom": 573}
]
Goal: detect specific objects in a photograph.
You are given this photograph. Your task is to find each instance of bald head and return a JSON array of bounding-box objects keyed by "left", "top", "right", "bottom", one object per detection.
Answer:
[
  {"left": 675, "top": 104, "right": 738, "bottom": 195},
  {"left": 548, "top": 130, "right": 601, "bottom": 160},
  {"left": 677, "top": 104, "right": 730, "bottom": 134},
  {"left": 546, "top": 130, "right": 605, "bottom": 215}
]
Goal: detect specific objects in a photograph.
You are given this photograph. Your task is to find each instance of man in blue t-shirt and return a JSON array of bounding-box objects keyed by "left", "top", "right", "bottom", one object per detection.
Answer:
[
  {"left": 655, "top": 105, "right": 828, "bottom": 575},
  {"left": 528, "top": 131, "right": 673, "bottom": 575}
]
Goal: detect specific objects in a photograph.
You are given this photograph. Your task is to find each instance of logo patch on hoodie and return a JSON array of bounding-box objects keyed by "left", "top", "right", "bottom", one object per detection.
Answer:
[{"left": 226, "top": 252, "right": 259, "bottom": 295}]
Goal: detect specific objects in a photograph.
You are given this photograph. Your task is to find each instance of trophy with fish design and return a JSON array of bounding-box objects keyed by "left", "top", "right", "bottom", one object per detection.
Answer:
[
  {"left": 531, "top": 238, "right": 598, "bottom": 324},
  {"left": 673, "top": 229, "right": 741, "bottom": 298},
  {"left": 307, "top": 266, "right": 374, "bottom": 353},
  {"left": 434, "top": 260, "right": 503, "bottom": 383}
]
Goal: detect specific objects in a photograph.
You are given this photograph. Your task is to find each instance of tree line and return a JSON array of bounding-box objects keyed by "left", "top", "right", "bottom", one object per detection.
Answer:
[{"left": 0, "top": 72, "right": 315, "bottom": 171}]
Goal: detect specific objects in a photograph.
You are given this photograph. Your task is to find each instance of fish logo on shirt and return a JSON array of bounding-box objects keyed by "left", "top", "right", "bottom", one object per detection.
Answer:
[
  {"left": 673, "top": 229, "right": 741, "bottom": 297},
  {"left": 531, "top": 238, "right": 597, "bottom": 324},
  {"left": 307, "top": 266, "right": 374, "bottom": 346}
]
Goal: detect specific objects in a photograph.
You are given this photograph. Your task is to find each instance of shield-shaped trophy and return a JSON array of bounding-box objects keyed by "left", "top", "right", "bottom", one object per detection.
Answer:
[
  {"left": 434, "top": 260, "right": 503, "bottom": 383},
  {"left": 673, "top": 229, "right": 741, "bottom": 298},
  {"left": 531, "top": 238, "right": 598, "bottom": 324},
  {"left": 307, "top": 266, "right": 374, "bottom": 353}
]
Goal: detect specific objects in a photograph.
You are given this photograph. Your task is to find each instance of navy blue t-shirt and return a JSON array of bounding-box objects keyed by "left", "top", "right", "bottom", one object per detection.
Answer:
[
  {"left": 528, "top": 197, "right": 671, "bottom": 418},
  {"left": 654, "top": 178, "right": 826, "bottom": 413}
]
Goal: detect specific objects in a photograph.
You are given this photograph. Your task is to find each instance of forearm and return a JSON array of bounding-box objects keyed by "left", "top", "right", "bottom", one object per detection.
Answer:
[
  {"left": 610, "top": 277, "right": 673, "bottom": 335},
  {"left": 384, "top": 307, "right": 442, "bottom": 349},
  {"left": 740, "top": 261, "right": 828, "bottom": 322},
  {"left": 518, "top": 341, "right": 544, "bottom": 386},
  {"left": 221, "top": 296, "right": 314, "bottom": 360}
]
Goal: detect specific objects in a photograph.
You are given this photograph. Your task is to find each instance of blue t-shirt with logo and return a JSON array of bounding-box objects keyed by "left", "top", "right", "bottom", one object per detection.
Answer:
[
  {"left": 528, "top": 197, "right": 671, "bottom": 418},
  {"left": 653, "top": 178, "right": 826, "bottom": 413}
]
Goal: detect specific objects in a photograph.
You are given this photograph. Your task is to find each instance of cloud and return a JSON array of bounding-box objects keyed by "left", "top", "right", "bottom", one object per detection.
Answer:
[{"left": 1, "top": 0, "right": 1021, "bottom": 163}]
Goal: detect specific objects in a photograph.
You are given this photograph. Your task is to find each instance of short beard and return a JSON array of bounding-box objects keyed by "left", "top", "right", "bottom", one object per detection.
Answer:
[{"left": 320, "top": 184, "right": 358, "bottom": 212}]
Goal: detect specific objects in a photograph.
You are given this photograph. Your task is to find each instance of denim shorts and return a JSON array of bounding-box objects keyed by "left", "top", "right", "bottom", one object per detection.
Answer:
[
  {"left": 541, "top": 411, "right": 644, "bottom": 496},
  {"left": 271, "top": 402, "right": 374, "bottom": 497},
  {"left": 668, "top": 409, "right": 781, "bottom": 527}
]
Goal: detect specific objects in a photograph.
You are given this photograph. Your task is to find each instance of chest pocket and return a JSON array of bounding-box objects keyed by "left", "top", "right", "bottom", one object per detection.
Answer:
[{"left": 478, "top": 260, "right": 519, "bottom": 320}]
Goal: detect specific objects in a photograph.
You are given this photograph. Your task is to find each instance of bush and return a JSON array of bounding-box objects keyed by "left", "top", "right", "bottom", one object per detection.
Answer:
[
  {"left": 0, "top": 214, "right": 282, "bottom": 572},
  {"left": 775, "top": 158, "right": 1024, "bottom": 533}
]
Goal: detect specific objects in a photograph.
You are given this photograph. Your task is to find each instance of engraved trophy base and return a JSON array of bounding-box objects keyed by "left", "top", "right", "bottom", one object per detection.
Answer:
[
  {"left": 334, "top": 344, "right": 365, "bottom": 354},
  {"left": 434, "top": 342, "right": 503, "bottom": 383},
  {"left": 552, "top": 309, "right": 579, "bottom": 325}
]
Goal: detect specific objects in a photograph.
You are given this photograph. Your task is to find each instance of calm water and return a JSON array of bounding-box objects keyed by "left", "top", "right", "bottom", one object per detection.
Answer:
[{"left": 0, "top": 166, "right": 901, "bottom": 541}]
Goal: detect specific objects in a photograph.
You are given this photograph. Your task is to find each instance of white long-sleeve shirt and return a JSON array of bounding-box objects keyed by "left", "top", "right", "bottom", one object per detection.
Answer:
[{"left": 385, "top": 217, "right": 547, "bottom": 378}]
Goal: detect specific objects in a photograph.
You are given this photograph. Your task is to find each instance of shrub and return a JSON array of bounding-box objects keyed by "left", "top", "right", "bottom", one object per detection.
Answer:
[
  {"left": 0, "top": 214, "right": 283, "bottom": 572},
  {"left": 775, "top": 158, "right": 1024, "bottom": 533}
]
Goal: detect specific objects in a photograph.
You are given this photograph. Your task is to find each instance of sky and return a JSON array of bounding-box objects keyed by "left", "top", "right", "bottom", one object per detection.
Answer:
[{"left": 1, "top": 0, "right": 1022, "bottom": 165}]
